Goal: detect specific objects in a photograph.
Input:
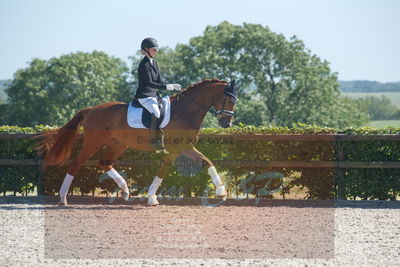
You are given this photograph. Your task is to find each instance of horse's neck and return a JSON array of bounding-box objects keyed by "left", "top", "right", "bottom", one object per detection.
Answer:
[{"left": 176, "top": 85, "right": 218, "bottom": 129}]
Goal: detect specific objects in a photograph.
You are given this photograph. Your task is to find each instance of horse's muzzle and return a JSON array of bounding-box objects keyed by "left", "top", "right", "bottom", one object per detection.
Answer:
[{"left": 218, "top": 117, "right": 232, "bottom": 128}]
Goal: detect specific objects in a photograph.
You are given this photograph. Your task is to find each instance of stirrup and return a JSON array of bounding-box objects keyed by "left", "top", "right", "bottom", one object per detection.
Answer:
[
  {"left": 152, "top": 128, "right": 169, "bottom": 154},
  {"left": 151, "top": 136, "right": 168, "bottom": 153},
  {"left": 150, "top": 114, "right": 166, "bottom": 152}
]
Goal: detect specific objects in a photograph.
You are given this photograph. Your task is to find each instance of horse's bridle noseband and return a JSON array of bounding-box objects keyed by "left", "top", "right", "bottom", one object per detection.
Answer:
[{"left": 215, "top": 95, "right": 235, "bottom": 119}]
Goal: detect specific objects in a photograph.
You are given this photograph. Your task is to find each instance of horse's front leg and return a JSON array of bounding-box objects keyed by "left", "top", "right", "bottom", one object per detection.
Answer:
[
  {"left": 147, "top": 153, "right": 178, "bottom": 206},
  {"left": 181, "top": 146, "right": 227, "bottom": 199}
]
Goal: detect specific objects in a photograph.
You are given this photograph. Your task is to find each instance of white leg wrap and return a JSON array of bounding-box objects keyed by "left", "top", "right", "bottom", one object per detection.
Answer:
[
  {"left": 148, "top": 176, "right": 163, "bottom": 196},
  {"left": 208, "top": 166, "right": 223, "bottom": 187},
  {"left": 107, "top": 168, "right": 128, "bottom": 192},
  {"left": 59, "top": 173, "right": 74, "bottom": 201}
]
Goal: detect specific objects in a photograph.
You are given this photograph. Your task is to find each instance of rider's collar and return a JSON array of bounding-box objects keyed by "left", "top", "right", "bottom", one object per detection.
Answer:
[{"left": 146, "top": 55, "right": 154, "bottom": 65}]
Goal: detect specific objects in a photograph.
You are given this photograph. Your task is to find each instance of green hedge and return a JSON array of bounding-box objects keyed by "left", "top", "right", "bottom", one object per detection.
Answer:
[{"left": 0, "top": 124, "right": 399, "bottom": 200}]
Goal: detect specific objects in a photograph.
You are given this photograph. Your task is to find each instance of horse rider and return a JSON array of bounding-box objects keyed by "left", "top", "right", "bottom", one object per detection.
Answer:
[{"left": 134, "top": 37, "right": 182, "bottom": 153}]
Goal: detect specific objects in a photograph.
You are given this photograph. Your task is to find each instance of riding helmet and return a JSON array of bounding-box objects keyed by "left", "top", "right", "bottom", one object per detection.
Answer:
[{"left": 141, "top": 38, "right": 159, "bottom": 50}]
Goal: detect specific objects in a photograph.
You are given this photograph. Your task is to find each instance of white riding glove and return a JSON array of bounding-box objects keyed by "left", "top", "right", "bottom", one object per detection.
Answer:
[{"left": 166, "top": 84, "right": 182, "bottom": 91}]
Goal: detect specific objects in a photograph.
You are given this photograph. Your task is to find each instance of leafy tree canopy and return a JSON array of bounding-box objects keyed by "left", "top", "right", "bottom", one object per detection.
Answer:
[{"left": 4, "top": 51, "right": 131, "bottom": 126}]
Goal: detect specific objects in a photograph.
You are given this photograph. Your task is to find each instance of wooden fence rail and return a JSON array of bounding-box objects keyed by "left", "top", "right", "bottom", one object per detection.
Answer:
[
  {"left": 1, "top": 133, "right": 399, "bottom": 199},
  {"left": 1, "top": 133, "right": 399, "bottom": 168}
]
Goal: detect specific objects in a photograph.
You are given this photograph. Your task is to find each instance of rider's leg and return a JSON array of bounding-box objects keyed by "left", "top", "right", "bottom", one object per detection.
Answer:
[{"left": 138, "top": 97, "right": 167, "bottom": 153}]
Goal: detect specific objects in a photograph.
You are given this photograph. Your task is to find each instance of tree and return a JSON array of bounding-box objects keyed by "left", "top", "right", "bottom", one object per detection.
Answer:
[
  {"left": 133, "top": 21, "right": 367, "bottom": 128},
  {"left": 339, "top": 81, "right": 400, "bottom": 92},
  {"left": 0, "top": 80, "right": 9, "bottom": 104},
  {"left": 5, "top": 51, "right": 131, "bottom": 126},
  {"left": 354, "top": 95, "right": 399, "bottom": 120}
]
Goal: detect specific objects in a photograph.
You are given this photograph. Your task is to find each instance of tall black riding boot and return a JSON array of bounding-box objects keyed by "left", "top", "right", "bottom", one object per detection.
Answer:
[{"left": 150, "top": 114, "right": 168, "bottom": 154}]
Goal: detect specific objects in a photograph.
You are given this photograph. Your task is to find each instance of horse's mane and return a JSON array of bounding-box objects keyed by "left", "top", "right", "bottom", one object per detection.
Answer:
[
  {"left": 169, "top": 79, "right": 227, "bottom": 103},
  {"left": 182, "top": 79, "right": 227, "bottom": 93}
]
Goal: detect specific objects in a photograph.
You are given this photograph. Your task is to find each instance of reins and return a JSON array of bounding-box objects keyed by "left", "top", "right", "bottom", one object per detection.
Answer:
[
  {"left": 176, "top": 91, "right": 210, "bottom": 111},
  {"left": 171, "top": 91, "right": 211, "bottom": 121},
  {"left": 171, "top": 80, "right": 236, "bottom": 121}
]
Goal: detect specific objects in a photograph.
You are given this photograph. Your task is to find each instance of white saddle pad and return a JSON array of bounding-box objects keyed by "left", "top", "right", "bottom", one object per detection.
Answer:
[{"left": 127, "top": 95, "right": 171, "bottom": 129}]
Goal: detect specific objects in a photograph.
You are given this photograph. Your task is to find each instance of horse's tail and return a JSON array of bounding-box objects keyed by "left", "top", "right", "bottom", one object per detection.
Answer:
[{"left": 37, "top": 107, "right": 92, "bottom": 168}]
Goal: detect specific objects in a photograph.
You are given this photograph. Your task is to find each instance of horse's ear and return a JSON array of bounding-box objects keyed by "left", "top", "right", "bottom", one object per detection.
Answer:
[
  {"left": 234, "top": 80, "right": 241, "bottom": 91},
  {"left": 228, "top": 80, "right": 235, "bottom": 91},
  {"left": 225, "top": 80, "right": 239, "bottom": 101},
  {"left": 229, "top": 79, "right": 240, "bottom": 93}
]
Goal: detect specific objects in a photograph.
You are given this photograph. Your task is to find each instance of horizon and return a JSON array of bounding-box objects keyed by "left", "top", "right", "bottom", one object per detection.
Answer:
[{"left": 1, "top": 0, "right": 399, "bottom": 83}]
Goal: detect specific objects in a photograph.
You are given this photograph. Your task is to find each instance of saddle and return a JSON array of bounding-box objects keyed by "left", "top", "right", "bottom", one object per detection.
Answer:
[{"left": 129, "top": 96, "right": 169, "bottom": 129}]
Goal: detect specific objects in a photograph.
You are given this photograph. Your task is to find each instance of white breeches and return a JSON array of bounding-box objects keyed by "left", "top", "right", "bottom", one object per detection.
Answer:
[{"left": 138, "top": 97, "right": 160, "bottom": 118}]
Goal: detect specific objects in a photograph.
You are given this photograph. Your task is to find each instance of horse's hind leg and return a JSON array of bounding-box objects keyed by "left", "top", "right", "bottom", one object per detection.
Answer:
[
  {"left": 98, "top": 139, "right": 129, "bottom": 201},
  {"left": 59, "top": 131, "right": 104, "bottom": 206}
]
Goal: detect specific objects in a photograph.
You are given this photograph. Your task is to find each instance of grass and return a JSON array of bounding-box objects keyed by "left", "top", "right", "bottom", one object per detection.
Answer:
[
  {"left": 342, "top": 91, "right": 400, "bottom": 108},
  {"left": 364, "top": 120, "right": 400, "bottom": 128}
]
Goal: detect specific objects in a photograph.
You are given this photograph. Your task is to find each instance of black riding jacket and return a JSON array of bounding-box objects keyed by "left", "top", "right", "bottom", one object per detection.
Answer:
[{"left": 134, "top": 56, "right": 167, "bottom": 99}]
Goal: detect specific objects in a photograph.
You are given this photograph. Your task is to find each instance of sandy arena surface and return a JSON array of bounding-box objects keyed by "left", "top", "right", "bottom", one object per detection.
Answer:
[{"left": 0, "top": 196, "right": 399, "bottom": 266}]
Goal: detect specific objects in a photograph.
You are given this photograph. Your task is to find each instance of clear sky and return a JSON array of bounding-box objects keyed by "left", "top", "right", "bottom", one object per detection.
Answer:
[{"left": 0, "top": 0, "right": 399, "bottom": 82}]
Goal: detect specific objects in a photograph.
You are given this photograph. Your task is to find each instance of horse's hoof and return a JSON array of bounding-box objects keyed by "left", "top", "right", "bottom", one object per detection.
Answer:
[
  {"left": 216, "top": 185, "right": 227, "bottom": 198},
  {"left": 122, "top": 191, "right": 129, "bottom": 201},
  {"left": 58, "top": 202, "right": 67, "bottom": 207},
  {"left": 147, "top": 196, "right": 159, "bottom": 206},
  {"left": 156, "top": 149, "right": 169, "bottom": 155}
]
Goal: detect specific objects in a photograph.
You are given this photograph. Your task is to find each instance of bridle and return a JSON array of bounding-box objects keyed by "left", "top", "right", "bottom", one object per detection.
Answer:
[{"left": 215, "top": 90, "right": 236, "bottom": 119}]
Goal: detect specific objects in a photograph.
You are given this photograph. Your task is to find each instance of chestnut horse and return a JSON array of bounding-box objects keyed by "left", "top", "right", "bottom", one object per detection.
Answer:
[{"left": 39, "top": 79, "right": 239, "bottom": 206}]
